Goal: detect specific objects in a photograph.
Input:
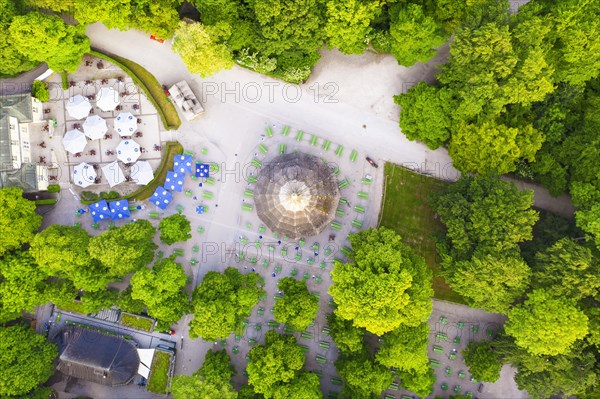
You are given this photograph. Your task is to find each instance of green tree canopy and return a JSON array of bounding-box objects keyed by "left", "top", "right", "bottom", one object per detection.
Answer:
[
  {"left": 88, "top": 219, "right": 157, "bottom": 276},
  {"left": 463, "top": 340, "right": 503, "bottom": 382},
  {"left": 272, "top": 371, "right": 322, "bottom": 399},
  {"left": 158, "top": 213, "right": 192, "bottom": 245},
  {"left": 376, "top": 323, "right": 430, "bottom": 374},
  {"left": 0, "top": 0, "right": 37, "bottom": 76},
  {"left": 117, "top": 286, "right": 146, "bottom": 314},
  {"left": 172, "top": 349, "right": 237, "bottom": 399},
  {"left": 336, "top": 352, "right": 394, "bottom": 398},
  {"left": 0, "top": 325, "right": 58, "bottom": 396},
  {"left": 0, "top": 251, "right": 49, "bottom": 323},
  {"left": 326, "top": 312, "right": 365, "bottom": 354},
  {"left": 273, "top": 277, "right": 319, "bottom": 331},
  {"left": 247, "top": 331, "right": 306, "bottom": 398},
  {"left": 397, "top": 368, "right": 436, "bottom": 398},
  {"left": 130, "top": 258, "right": 189, "bottom": 326},
  {"left": 323, "top": 0, "right": 380, "bottom": 55},
  {"left": 448, "top": 121, "right": 544, "bottom": 175},
  {"left": 0, "top": 187, "right": 41, "bottom": 256},
  {"left": 30, "top": 225, "right": 113, "bottom": 291},
  {"left": 388, "top": 3, "right": 447, "bottom": 67},
  {"left": 431, "top": 176, "right": 538, "bottom": 258},
  {"left": 329, "top": 227, "right": 433, "bottom": 335},
  {"left": 394, "top": 83, "right": 454, "bottom": 149},
  {"left": 532, "top": 238, "right": 600, "bottom": 300},
  {"left": 172, "top": 21, "right": 235, "bottom": 78},
  {"left": 9, "top": 11, "right": 90, "bottom": 72},
  {"left": 189, "top": 267, "right": 264, "bottom": 340},
  {"left": 505, "top": 289, "right": 589, "bottom": 356},
  {"left": 443, "top": 247, "right": 531, "bottom": 313},
  {"left": 31, "top": 80, "right": 49, "bottom": 102}
]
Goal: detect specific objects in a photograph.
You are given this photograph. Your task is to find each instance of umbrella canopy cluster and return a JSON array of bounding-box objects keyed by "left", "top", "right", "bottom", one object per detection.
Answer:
[
  {"left": 88, "top": 199, "right": 111, "bottom": 222},
  {"left": 96, "top": 87, "right": 119, "bottom": 112},
  {"left": 254, "top": 152, "right": 340, "bottom": 240},
  {"left": 82, "top": 115, "right": 108, "bottom": 140},
  {"left": 151, "top": 186, "right": 173, "bottom": 209},
  {"left": 66, "top": 95, "right": 91, "bottom": 120},
  {"left": 116, "top": 140, "right": 141, "bottom": 164},
  {"left": 165, "top": 171, "right": 184, "bottom": 192},
  {"left": 174, "top": 154, "right": 193, "bottom": 174},
  {"left": 130, "top": 161, "right": 154, "bottom": 185},
  {"left": 62, "top": 129, "right": 88, "bottom": 154},
  {"left": 109, "top": 200, "right": 130, "bottom": 220},
  {"left": 72, "top": 162, "right": 96, "bottom": 188},
  {"left": 101, "top": 161, "right": 126, "bottom": 188},
  {"left": 114, "top": 112, "right": 137, "bottom": 137}
]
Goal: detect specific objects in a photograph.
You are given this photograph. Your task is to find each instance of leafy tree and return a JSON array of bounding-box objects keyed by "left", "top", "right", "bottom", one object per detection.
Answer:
[
  {"left": 576, "top": 205, "right": 600, "bottom": 250},
  {"left": 431, "top": 176, "right": 538, "bottom": 258},
  {"left": 9, "top": 12, "right": 90, "bottom": 72},
  {"left": 30, "top": 225, "right": 113, "bottom": 291},
  {"left": 505, "top": 289, "right": 589, "bottom": 356},
  {"left": 0, "top": 187, "right": 42, "bottom": 256},
  {"left": 532, "top": 238, "right": 600, "bottom": 300},
  {"left": 128, "top": 0, "right": 182, "bottom": 39},
  {"left": 448, "top": 121, "right": 544, "bottom": 175},
  {"left": 329, "top": 227, "right": 433, "bottom": 335},
  {"left": 172, "top": 21, "right": 235, "bottom": 78},
  {"left": 273, "top": 278, "right": 319, "bottom": 331},
  {"left": 394, "top": 83, "right": 454, "bottom": 149},
  {"left": 323, "top": 0, "right": 380, "bottom": 55},
  {"left": 326, "top": 312, "right": 365, "bottom": 353},
  {"left": 500, "top": 338, "right": 598, "bottom": 399},
  {"left": 0, "top": 325, "right": 58, "bottom": 397},
  {"left": 158, "top": 213, "right": 192, "bottom": 245},
  {"left": 172, "top": 350, "right": 237, "bottom": 399},
  {"left": 463, "top": 340, "right": 503, "bottom": 382},
  {"left": 199, "top": 350, "right": 235, "bottom": 383},
  {"left": 272, "top": 371, "right": 322, "bottom": 399},
  {"left": 0, "top": 0, "right": 37, "bottom": 76},
  {"left": 438, "top": 16, "right": 517, "bottom": 119},
  {"left": 388, "top": 3, "right": 447, "bottom": 66},
  {"left": 0, "top": 251, "right": 49, "bottom": 323},
  {"left": 117, "top": 286, "right": 146, "bottom": 314},
  {"left": 540, "top": 0, "right": 600, "bottom": 86},
  {"left": 80, "top": 288, "right": 119, "bottom": 314},
  {"left": 251, "top": 0, "right": 324, "bottom": 56},
  {"left": 397, "top": 368, "right": 435, "bottom": 398},
  {"left": 31, "top": 80, "right": 49, "bottom": 102},
  {"left": 88, "top": 220, "right": 157, "bottom": 276},
  {"left": 443, "top": 248, "right": 531, "bottom": 313},
  {"left": 72, "top": 0, "right": 132, "bottom": 30},
  {"left": 171, "top": 377, "right": 237, "bottom": 399},
  {"left": 189, "top": 267, "right": 264, "bottom": 340},
  {"left": 376, "top": 323, "right": 429, "bottom": 374},
  {"left": 247, "top": 331, "right": 305, "bottom": 398},
  {"left": 130, "top": 258, "right": 189, "bottom": 326},
  {"left": 336, "top": 352, "right": 394, "bottom": 398},
  {"left": 238, "top": 385, "right": 264, "bottom": 399}
]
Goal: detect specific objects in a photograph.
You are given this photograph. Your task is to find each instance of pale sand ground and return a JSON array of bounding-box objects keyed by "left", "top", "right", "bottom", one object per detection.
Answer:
[{"left": 40, "top": 23, "right": 532, "bottom": 398}]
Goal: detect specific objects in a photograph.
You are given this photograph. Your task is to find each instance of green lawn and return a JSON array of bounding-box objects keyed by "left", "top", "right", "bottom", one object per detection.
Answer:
[
  {"left": 147, "top": 350, "right": 171, "bottom": 394},
  {"left": 378, "top": 163, "right": 465, "bottom": 304},
  {"left": 119, "top": 313, "right": 154, "bottom": 332},
  {"left": 89, "top": 49, "right": 181, "bottom": 130}
]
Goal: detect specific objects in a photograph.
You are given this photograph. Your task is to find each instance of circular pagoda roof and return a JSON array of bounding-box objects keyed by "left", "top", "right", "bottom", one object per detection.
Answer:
[{"left": 254, "top": 152, "right": 340, "bottom": 240}]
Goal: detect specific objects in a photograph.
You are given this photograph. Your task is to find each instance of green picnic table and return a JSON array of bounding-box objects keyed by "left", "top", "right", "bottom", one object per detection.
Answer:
[
  {"left": 266, "top": 126, "right": 273, "bottom": 137},
  {"left": 322, "top": 140, "right": 331, "bottom": 151},
  {"left": 338, "top": 178, "right": 350, "bottom": 189},
  {"left": 336, "top": 208, "right": 346, "bottom": 217},
  {"left": 350, "top": 150, "right": 358, "bottom": 162},
  {"left": 281, "top": 125, "right": 290, "bottom": 136},
  {"left": 357, "top": 191, "right": 368, "bottom": 199},
  {"left": 197, "top": 226, "right": 205, "bottom": 234},
  {"left": 445, "top": 366, "right": 452, "bottom": 376},
  {"left": 202, "top": 191, "right": 213, "bottom": 200},
  {"left": 458, "top": 371, "right": 466, "bottom": 379},
  {"left": 244, "top": 189, "right": 254, "bottom": 198},
  {"left": 316, "top": 355, "right": 327, "bottom": 364},
  {"left": 279, "top": 143, "right": 286, "bottom": 154},
  {"left": 351, "top": 219, "right": 363, "bottom": 228},
  {"left": 251, "top": 158, "right": 262, "bottom": 168},
  {"left": 441, "top": 383, "right": 449, "bottom": 391},
  {"left": 454, "top": 385, "right": 462, "bottom": 394},
  {"left": 248, "top": 175, "right": 257, "bottom": 184},
  {"left": 433, "top": 345, "right": 444, "bottom": 354},
  {"left": 242, "top": 203, "right": 253, "bottom": 212},
  {"left": 290, "top": 268, "right": 298, "bottom": 277},
  {"left": 319, "top": 262, "right": 326, "bottom": 270},
  {"left": 440, "top": 316, "right": 448, "bottom": 324},
  {"left": 454, "top": 336, "right": 461, "bottom": 344},
  {"left": 335, "top": 145, "right": 343, "bottom": 157},
  {"left": 310, "top": 135, "right": 318, "bottom": 146},
  {"left": 354, "top": 205, "right": 365, "bottom": 213},
  {"left": 296, "top": 130, "right": 304, "bottom": 142},
  {"left": 257, "top": 307, "right": 265, "bottom": 316}
]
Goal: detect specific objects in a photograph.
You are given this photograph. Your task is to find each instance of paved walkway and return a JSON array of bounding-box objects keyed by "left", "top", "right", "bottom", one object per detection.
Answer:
[{"left": 0, "top": 63, "right": 48, "bottom": 95}]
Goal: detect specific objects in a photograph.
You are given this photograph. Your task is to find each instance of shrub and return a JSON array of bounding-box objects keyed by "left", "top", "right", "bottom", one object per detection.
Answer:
[
  {"left": 47, "top": 184, "right": 60, "bottom": 193},
  {"left": 31, "top": 80, "right": 49, "bottom": 102}
]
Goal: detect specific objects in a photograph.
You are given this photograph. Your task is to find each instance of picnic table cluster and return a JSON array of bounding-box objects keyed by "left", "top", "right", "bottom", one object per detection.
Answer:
[{"left": 428, "top": 315, "right": 489, "bottom": 398}]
